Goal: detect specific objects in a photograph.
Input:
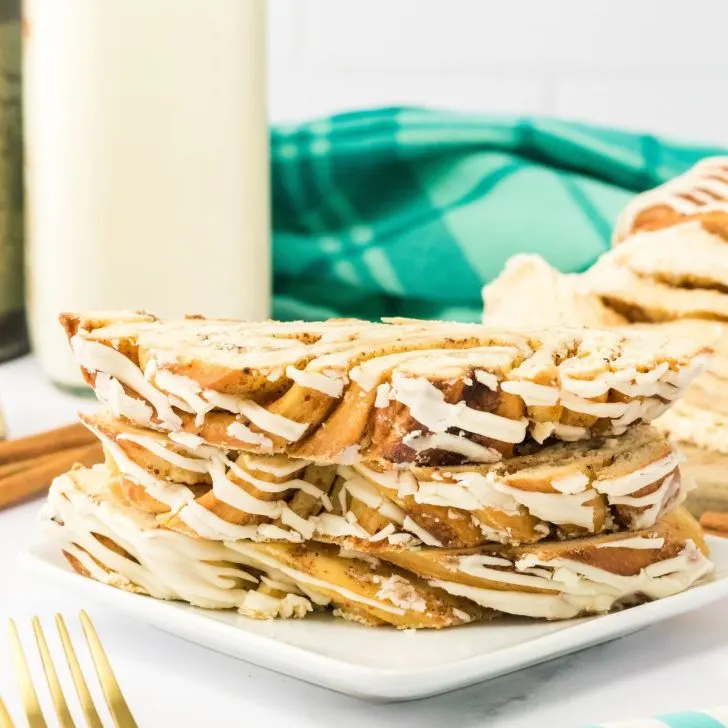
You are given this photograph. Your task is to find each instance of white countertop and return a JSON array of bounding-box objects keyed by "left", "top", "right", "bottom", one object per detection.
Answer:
[{"left": 1, "top": 355, "right": 727, "bottom": 728}]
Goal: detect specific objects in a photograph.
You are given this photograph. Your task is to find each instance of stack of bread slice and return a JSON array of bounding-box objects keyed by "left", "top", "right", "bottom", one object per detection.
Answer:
[{"left": 43, "top": 312, "right": 715, "bottom": 628}]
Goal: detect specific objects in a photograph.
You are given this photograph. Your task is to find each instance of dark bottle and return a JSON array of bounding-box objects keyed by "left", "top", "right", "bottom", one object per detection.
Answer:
[{"left": 0, "top": 0, "right": 27, "bottom": 362}]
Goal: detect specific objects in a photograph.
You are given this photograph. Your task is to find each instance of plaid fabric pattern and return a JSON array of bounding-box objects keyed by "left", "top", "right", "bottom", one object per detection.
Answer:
[{"left": 272, "top": 107, "right": 725, "bottom": 322}]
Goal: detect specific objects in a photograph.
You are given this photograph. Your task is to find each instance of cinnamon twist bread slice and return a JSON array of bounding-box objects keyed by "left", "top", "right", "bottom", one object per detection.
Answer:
[
  {"left": 86, "top": 412, "right": 689, "bottom": 548},
  {"left": 44, "top": 465, "right": 484, "bottom": 629},
  {"left": 380, "top": 508, "right": 712, "bottom": 620},
  {"left": 45, "top": 466, "right": 710, "bottom": 625},
  {"left": 614, "top": 157, "right": 728, "bottom": 244},
  {"left": 353, "top": 423, "right": 689, "bottom": 542},
  {"left": 482, "top": 254, "right": 627, "bottom": 328},
  {"left": 62, "top": 312, "right": 709, "bottom": 465}
]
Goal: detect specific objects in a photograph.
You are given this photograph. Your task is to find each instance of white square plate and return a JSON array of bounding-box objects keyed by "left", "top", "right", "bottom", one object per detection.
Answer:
[{"left": 22, "top": 537, "right": 728, "bottom": 702}]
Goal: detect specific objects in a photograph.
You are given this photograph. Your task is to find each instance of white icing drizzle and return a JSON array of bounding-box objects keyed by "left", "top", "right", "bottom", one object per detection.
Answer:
[
  {"left": 339, "top": 548, "right": 381, "bottom": 567},
  {"left": 402, "top": 432, "right": 502, "bottom": 462},
  {"left": 226, "top": 457, "right": 331, "bottom": 508},
  {"left": 597, "top": 536, "right": 665, "bottom": 550},
  {"left": 238, "top": 590, "right": 312, "bottom": 620},
  {"left": 44, "top": 468, "right": 345, "bottom": 621},
  {"left": 103, "top": 420, "right": 449, "bottom": 547},
  {"left": 118, "top": 369, "right": 311, "bottom": 444},
  {"left": 95, "top": 374, "right": 155, "bottom": 428},
  {"left": 117, "top": 432, "right": 210, "bottom": 474},
  {"left": 374, "top": 382, "right": 392, "bottom": 408},
  {"left": 102, "top": 426, "right": 340, "bottom": 542},
  {"left": 348, "top": 344, "right": 520, "bottom": 393},
  {"left": 168, "top": 432, "right": 207, "bottom": 449},
  {"left": 72, "top": 336, "right": 182, "bottom": 430},
  {"left": 531, "top": 421, "right": 554, "bottom": 444},
  {"left": 46, "top": 468, "right": 259, "bottom": 607},
  {"left": 493, "top": 482, "right": 597, "bottom": 529},
  {"left": 91, "top": 428, "right": 194, "bottom": 510},
  {"left": 550, "top": 423, "right": 590, "bottom": 441},
  {"left": 233, "top": 400, "right": 308, "bottom": 442},
  {"left": 558, "top": 392, "right": 629, "bottom": 418},
  {"left": 375, "top": 575, "right": 426, "bottom": 612},
  {"left": 152, "top": 369, "right": 214, "bottom": 426},
  {"left": 226, "top": 422, "right": 274, "bottom": 450},
  {"left": 206, "top": 458, "right": 282, "bottom": 518},
  {"left": 474, "top": 370, "right": 499, "bottom": 391},
  {"left": 550, "top": 473, "right": 590, "bottom": 495},
  {"left": 593, "top": 453, "right": 681, "bottom": 497},
  {"left": 391, "top": 373, "right": 528, "bottom": 444},
  {"left": 177, "top": 501, "right": 267, "bottom": 541},
  {"left": 71, "top": 322, "right": 706, "bottom": 462},
  {"left": 242, "top": 453, "right": 310, "bottom": 477},
  {"left": 607, "top": 473, "right": 679, "bottom": 529},
  {"left": 431, "top": 539, "right": 713, "bottom": 619},
  {"left": 402, "top": 516, "right": 443, "bottom": 547},
  {"left": 285, "top": 365, "right": 345, "bottom": 398},
  {"left": 501, "top": 381, "right": 559, "bottom": 406},
  {"left": 449, "top": 472, "right": 525, "bottom": 516},
  {"left": 228, "top": 543, "right": 408, "bottom": 616}
]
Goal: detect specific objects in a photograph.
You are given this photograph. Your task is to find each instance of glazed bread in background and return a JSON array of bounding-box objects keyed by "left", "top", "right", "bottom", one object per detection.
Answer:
[
  {"left": 61, "top": 312, "right": 710, "bottom": 467},
  {"left": 591, "top": 158, "right": 728, "bottom": 324},
  {"left": 45, "top": 464, "right": 712, "bottom": 624},
  {"left": 613, "top": 157, "right": 728, "bottom": 244},
  {"left": 84, "top": 410, "right": 690, "bottom": 549},
  {"left": 586, "top": 235, "right": 728, "bottom": 323},
  {"left": 481, "top": 255, "right": 626, "bottom": 328}
]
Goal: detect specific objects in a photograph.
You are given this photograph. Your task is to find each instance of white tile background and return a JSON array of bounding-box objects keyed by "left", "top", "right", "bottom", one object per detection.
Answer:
[{"left": 268, "top": 0, "right": 728, "bottom": 144}]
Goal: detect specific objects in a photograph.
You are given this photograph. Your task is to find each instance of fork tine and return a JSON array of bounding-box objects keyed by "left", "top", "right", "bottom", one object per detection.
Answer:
[
  {"left": 0, "top": 696, "right": 16, "bottom": 728},
  {"left": 8, "top": 620, "right": 47, "bottom": 728},
  {"left": 32, "top": 617, "right": 76, "bottom": 728},
  {"left": 79, "top": 612, "right": 138, "bottom": 728},
  {"left": 56, "top": 616, "right": 103, "bottom": 728}
]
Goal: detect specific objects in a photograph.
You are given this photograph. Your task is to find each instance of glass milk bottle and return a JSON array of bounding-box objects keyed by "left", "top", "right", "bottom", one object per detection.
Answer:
[{"left": 23, "top": 0, "right": 270, "bottom": 390}]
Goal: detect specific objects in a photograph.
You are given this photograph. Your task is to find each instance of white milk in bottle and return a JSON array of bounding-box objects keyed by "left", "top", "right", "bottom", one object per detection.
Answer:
[{"left": 23, "top": 0, "right": 270, "bottom": 389}]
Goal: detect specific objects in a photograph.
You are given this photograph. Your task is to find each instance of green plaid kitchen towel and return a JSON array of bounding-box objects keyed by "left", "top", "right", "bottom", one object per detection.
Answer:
[{"left": 272, "top": 107, "right": 725, "bottom": 322}]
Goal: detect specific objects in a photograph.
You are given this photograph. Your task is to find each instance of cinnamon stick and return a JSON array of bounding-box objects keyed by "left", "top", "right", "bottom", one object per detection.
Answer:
[
  {"left": 0, "top": 442, "right": 103, "bottom": 509},
  {"left": 0, "top": 448, "right": 76, "bottom": 479},
  {"left": 0, "top": 422, "right": 96, "bottom": 466},
  {"left": 700, "top": 511, "right": 728, "bottom": 538}
]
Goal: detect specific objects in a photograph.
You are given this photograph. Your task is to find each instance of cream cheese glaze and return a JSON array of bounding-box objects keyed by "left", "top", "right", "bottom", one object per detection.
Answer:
[
  {"left": 47, "top": 466, "right": 454, "bottom": 622},
  {"left": 354, "top": 449, "right": 686, "bottom": 534},
  {"left": 98, "top": 415, "right": 689, "bottom": 546},
  {"left": 44, "top": 464, "right": 712, "bottom": 626},
  {"left": 99, "top": 421, "right": 446, "bottom": 548},
  {"left": 44, "top": 466, "right": 317, "bottom": 617},
  {"left": 389, "top": 372, "right": 528, "bottom": 444},
  {"left": 430, "top": 539, "right": 713, "bottom": 619},
  {"left": 68, "top": 317, "right": 710, "bottom": 464}
]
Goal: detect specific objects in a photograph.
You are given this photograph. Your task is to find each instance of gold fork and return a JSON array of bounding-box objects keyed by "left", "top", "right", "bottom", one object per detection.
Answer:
[{"left": 6, "top": 611, "right": 138, "bottom": 728}]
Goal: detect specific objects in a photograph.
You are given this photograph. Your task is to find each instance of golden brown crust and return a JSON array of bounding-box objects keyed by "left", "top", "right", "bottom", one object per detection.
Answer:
[
  {"left": 247, "top": 540, "right": 485, "bottom": 629},
  {"left": 63, "top": 313, "right": 709, "bottom": 466},
  {"left": 381, "top": 508, "right": 707, "bottom": 593},
  {"left": 94, "top": 411, "right": 685, "bottom": 548}
]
